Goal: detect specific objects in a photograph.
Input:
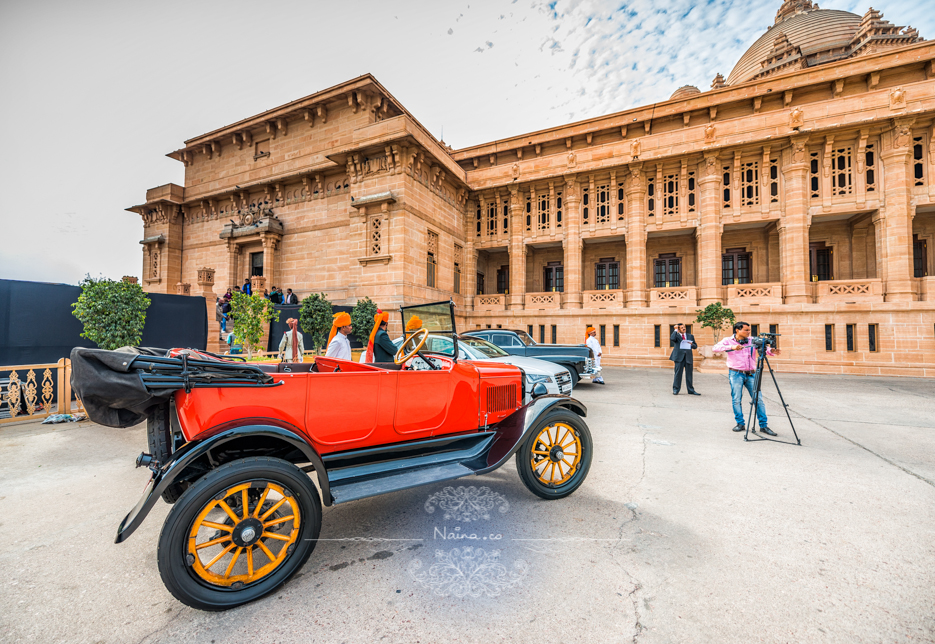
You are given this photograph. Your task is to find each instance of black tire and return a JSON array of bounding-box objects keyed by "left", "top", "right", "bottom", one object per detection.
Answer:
[
  {"left": 147, "top": 403, "right": 186, "bottom": 504},
  {"left": 157, "top": 457, "right": 321, "bottom": 611},
  {"left": 515, "top": 408, "right": 592, "bottom": 500}
]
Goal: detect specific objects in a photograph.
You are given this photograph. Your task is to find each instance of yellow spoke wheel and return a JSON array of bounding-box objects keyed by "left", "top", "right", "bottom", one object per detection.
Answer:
[
  {"left": 516, "top": 409, "right": 593, "bottom": 500},
  {"left": 187, "top": 481, "right": 301, "bottom": 588},
  {"left": 529, "top": 422, "right": 582, "bottom": 486}
]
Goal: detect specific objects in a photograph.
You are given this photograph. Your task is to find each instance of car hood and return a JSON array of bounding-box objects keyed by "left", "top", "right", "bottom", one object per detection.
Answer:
[{"left": 486, "top": 355, "right": 569, "bottom": 376}]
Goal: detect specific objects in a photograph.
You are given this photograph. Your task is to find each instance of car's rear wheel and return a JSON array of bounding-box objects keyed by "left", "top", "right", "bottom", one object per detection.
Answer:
[
  {"left": 515, "top": 409, "right": 592, "bottom": 500},
  {"left": 157, "top": 457, "right": 321, "bottom": 611}
]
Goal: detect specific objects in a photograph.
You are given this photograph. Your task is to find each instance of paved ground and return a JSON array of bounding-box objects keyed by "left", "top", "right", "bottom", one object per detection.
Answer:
[{"left": 1, "top": 367, "right": 933, "bottom": 644}]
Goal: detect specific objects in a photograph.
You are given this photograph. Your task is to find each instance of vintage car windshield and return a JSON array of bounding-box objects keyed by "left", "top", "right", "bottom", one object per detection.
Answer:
[
  {"left": 459, "top": 336, "right": 510, "bottom": 357},
  {"left": 399, "top": 300, "right": 457, "bottom": 357},
  {"left": 514, "top": 330, "right": 537, "bottom": 346}
]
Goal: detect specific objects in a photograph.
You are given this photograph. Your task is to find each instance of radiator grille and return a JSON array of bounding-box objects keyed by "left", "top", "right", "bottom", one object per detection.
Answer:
[{"left": 486, "top": 384, "right": 517, "bottom": 413}]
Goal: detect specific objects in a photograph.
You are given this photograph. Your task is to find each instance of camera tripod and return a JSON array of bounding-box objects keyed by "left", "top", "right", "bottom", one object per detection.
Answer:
[{"left": 744, "top": 341, "right": 801, "bottom": 445}]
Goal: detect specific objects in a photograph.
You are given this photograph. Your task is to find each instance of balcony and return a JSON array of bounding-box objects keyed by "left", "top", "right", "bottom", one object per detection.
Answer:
[
  {"left": 583, "top": 290, "right": 625, "bottom": 308},
  {"left": 814, "top": 278, "right": 884, "bottom": 303},
  {"left": 474, "top": 294, "right": 506, "bottom": 311},
  {"left": 726, "top": 283, "right": 783, "bottom": 306},
  {"left": 650, "top": 286, "right": 697, "bottom": 306},
  {"left": 524, "top": 292, "right": 562, "bottom": 310}
]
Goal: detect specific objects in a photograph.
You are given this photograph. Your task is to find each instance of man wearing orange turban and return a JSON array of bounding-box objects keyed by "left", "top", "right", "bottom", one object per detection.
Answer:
[
  {"left": 325, "top": 311, "right": 353, "bottom": 360},
  {"left": 365, "top": 310, "right": 395, "bottom": 363},
  {"left": 405, "top": 315, "right": 423, "bottom": 334},
  {"left": 585, "top": 326, "right": 605, "bottom": 385}
]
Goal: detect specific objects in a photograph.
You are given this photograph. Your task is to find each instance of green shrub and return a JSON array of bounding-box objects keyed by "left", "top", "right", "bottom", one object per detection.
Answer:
[
  {"left": 351, "top": 297, "right": 379, "bottom": 345},
  {"left": 230, "top": 292, "right": 279, "bottom": 359},
  {"left": 299, "top": 293, "right": 333, "bottom": 354},
  {"left": 694, "top": 302, "right": 736, "bottom": 343},
  {"left": 72, "top": 276, "right": 151, "bottom": 350}
]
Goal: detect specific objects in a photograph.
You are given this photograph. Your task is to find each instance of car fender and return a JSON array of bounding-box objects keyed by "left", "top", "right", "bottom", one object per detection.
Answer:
[
  {"left": 115, "top": 425, "right": 328, "bottom": 544},
  {"left": 471, "top": 394, "right": 587, "bottom": 475}
]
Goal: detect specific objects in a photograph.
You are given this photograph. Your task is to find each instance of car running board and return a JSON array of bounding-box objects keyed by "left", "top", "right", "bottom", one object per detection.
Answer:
[{"left": 325, "top": 432, "right": 496, "bottom": 505}]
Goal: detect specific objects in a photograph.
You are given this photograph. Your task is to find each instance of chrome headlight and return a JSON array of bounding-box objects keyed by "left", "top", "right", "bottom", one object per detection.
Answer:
[{"left": 526, "top": 374, "right": 553, "bottom": 384}]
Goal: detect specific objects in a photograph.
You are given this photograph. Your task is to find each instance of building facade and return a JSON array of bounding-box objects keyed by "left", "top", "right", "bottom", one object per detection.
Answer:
[{"left": 129, "top": 0, "right": 935, "bottom": 377}]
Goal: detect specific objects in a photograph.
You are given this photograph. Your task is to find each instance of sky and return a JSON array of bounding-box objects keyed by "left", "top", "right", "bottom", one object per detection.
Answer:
[{"left": 1, "top": 0, "right": 931, "bottom": 285}]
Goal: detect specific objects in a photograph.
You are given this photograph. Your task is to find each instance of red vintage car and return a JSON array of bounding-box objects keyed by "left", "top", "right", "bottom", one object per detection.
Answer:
[{"left": 71, "top": 301, "right": 592, "bottom": 610}]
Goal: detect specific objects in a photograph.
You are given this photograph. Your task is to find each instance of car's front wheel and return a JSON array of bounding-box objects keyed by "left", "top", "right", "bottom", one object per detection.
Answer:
[
  {"left": 515, "top": 409, "right": 592, "bottom": 500},
  {"left": 157, "top": 457, "right": 321, "bottom": 611}
]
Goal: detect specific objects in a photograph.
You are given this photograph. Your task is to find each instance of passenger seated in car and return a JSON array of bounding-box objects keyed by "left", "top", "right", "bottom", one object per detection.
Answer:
[
  {"left": 325, "top": 312, "right": 353, "bottom": 360},
  {"left": 364, "top": 310, "right": 396, "bottom": 364}
]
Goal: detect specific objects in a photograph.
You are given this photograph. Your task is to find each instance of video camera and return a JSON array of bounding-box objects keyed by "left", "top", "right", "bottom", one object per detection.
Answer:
[{"left": 750, "top": 332, "right": 780, "bottom": 352}]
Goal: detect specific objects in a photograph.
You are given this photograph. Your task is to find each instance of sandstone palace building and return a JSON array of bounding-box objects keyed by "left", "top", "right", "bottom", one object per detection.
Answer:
[{"left": 129, "top": 0, "right": 935, "bottom": 377}]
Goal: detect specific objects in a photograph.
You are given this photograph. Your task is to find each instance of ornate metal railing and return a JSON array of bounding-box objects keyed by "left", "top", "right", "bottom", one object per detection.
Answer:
[{"left": 1, "top": 359, "right": 85, "bottom": 425}]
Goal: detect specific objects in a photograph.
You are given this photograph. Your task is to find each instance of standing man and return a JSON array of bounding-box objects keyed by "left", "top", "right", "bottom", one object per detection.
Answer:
[
  {"left": 284, "top": 288, "right": 298, "bottom": 305},
  {"left": 669, "top": 323, "right": 699, "bottom": 395},
  {"left": 585, "top": 327, "right": 605, "bottom": 385},
  {"left": 325, "top": 311, "right": 353, "bottom": 360},
  {"left": 242, "top": 278, "right": 252, "bottom": 296},
  {"left": 712, "top": 321, "right": 781, "bottom": 435},
  {"left": 278, "top": 318, "right": 305, "bottom": 363},
  {"left": 269, "top": 287, "right": 283, "bottom": 305}
]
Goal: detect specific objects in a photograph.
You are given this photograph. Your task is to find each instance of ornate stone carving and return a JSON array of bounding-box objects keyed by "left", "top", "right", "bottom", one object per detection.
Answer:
[
  {"left": 789, "top": 107, "right": 804, "bottom": 129},
  {"left": 511, "top": 163, "right": 520, "bottom": 180},
  {"left": 889, "top": 87, "right": 907, "bottom": 110},
  {"left": 566, "top": 151, "right": 576, "bottom": 168},
  {"left": 197, "top": 267, "right": 216, "bottom": 286},
  {"left": 704, "top": 124, "right": 716, "bottom": 144},
  {"left": 122, "top": 276, "right": 138, "bottom": 284},
  {"left": 630, "top": 139, "right": 641, "bottom": 158},
  {"left": 176, "top": 282, "right": 192, "bottom": 296},
  {"left": 704, "top": 154, "right": 719, "bottom": 177},
  {"left": 893, "top": 122, "right": 913, "bottom": 148},
  {"left": 792, "top": 139, "right": 807, "bottom": 163}
]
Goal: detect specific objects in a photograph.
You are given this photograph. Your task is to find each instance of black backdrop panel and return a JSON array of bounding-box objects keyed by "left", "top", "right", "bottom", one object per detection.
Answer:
[
  {"left": 266, "top": 304, "right": 362, "bottom": 353},
  {"left": 0, "top": 279, "right": 207, "bottom": 365}
]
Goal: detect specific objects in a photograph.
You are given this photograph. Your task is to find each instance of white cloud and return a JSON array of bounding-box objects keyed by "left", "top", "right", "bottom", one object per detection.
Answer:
[{"left": 0, "top": 0, "right": 931, "bottom": 285}]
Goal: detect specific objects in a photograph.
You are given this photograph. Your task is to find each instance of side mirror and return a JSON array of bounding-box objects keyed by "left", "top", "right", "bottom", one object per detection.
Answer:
[{"left": 531, "top": 383, "right": 548, "bottom": 399}]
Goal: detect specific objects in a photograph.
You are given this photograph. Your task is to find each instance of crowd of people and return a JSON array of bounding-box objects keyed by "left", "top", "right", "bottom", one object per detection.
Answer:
[{"left": 216, "top": 279, "right": 301, "bottom": 333}]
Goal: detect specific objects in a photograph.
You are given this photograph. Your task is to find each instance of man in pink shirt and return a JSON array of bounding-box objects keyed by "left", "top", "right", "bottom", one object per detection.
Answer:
[{"left": 712, "top": 321, "right": 782, "bottom": 435}]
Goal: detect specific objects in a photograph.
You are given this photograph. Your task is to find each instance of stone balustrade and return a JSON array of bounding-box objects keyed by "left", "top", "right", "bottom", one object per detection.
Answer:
[
  {"left": 814, "top": 278, "right": 884, "bottom": 303},
  {"left": 474, "top": 294, "right": 506, "bottom": 311},
  {"left": 525, "top": 292, "right": 562, "bottom": 310},
  {"left": 582, "top": 290, "right": 625, "bottom": 308},
  {"left": 649, "top": 286, "right": 698, "bottom": 305},
  {"left": 726, "top": 282, "right": 784, "bottom": 306}
]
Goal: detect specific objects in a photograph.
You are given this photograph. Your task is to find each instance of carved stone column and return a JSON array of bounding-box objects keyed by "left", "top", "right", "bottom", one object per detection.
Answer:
[
  {"left": 562, "top": 175, "right": 583, "bottom": 309},
  {"left": 780, "top": 136, "right": 811, "bottom": 303},
  {"left": 697, "top": 153, "right": 723, "bottom": 306},
  {"left": 261, "top": 233, "right": 279, "bottom": 290},
  {"left": 197, "top": 267, "right": 221, "bottom": 354},
  {"left": 463, "top": 240, "right": 477, "bottom": 309},
  {"left": 227, "top": 239, "right": 241, "bottom": 292},
  {"left": 508, "top": 186, "right": 526, "bottom": 310},
  {"left": 880, "top": 119, "right": 917, "bottom": 301},
  {"left": 625, "top": 163, "right": 648, "bottom": 308}
]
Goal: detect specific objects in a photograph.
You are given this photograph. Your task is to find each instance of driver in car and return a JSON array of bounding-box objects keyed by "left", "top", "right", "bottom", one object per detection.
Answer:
[{"left": 364, "top": 310, "right": 397, "bottom": 363}]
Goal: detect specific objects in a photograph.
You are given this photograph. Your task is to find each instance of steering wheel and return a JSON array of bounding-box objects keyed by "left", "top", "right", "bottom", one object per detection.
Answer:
[{"left": 395, "top": 328, "right": 429, "bottom": 365}]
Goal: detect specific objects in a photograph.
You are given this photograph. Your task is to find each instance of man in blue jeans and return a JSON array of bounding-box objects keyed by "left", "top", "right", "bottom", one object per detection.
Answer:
[{"left": 712, "top": 321, "right": 782, "bottom": 436}]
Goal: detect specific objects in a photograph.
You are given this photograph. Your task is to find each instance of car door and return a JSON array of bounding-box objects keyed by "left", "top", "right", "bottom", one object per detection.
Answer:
[
  {"left": 394, "top": 363, "right": 452, "bottom": 436},
  {"left": 304, "top": 369, "right": 387, "bottom": 447}
]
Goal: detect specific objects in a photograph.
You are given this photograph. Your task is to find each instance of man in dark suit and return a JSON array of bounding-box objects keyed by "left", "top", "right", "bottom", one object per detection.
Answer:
[
  {"left": 284, "top": 288, "right": 298, "bottom": 305},
  {"left": 669, "top": 323, "right": 700, "bottom": 395}
]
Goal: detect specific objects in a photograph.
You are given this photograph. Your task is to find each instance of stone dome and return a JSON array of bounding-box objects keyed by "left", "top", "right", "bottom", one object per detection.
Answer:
[
  {"left": 725, "top": 0, "right": 921, "bottom": 86},
  {"left": 670, "top": 85, "right": 701, "bottom": 100}
]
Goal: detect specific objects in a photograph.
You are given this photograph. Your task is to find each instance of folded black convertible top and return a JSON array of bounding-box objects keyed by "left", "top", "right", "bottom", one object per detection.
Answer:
[{"left": 70, "top": 347, "right": 276, "bottom": 428}]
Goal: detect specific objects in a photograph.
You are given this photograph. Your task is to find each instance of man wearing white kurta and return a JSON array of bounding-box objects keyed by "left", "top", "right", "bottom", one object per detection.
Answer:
[
  {"left": 585, "top": 326, "right": 605, "bottom": 385},
  {"left": 325, "top": 311, "right": 353, "bottom": 360}
]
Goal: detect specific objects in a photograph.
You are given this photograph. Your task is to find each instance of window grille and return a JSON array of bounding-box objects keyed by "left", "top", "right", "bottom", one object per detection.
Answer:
[
  {"left": 617, "top": 183, "right": 625, "bottom": 219},
  {"left": 599, "top": 325, "right": 606, "bottom": 346},
  {"left": 769, "top": 159, "right": 780, "bottom": 203},
  {"left": 687, "top": 172, "right": 696, "bottom": 212},
  {"left": 538, "top": 192, "right": 550, "bottom": 231},
  {"left": 769, "top": 324, "right": 779, "bottom": 348},
  {"left": 646, "top": 178, "right": 655, "bottom": 216},
  {"left": 741, "top": 161, "right": 759, "bottom": 207},
  {"left": 654, "top": 255, "right": 681, "bottom": 288},
  {"left": 824, "top": 324, "right": 834, "bottom": 351},
  {"left": 722, "top": 249, "right": 751, "bottom": 285},
  {"left": 556, "top": 191, "right": 563, "bottom": 228},
  {"left": 913, "top": 136, "right": 925, "bottom": 186},
  {"left": 582, "top": 187, "right": 590, "bottom": 222},
  {"left": 369, "top": 216, "right": 382, "bottom": 255},
  {"left": 475, "top": 204, "right": 482, "bottom": 237},
  {"left": 654, "top": 325, "right": 661, "bottom": 348},
  {"left": 809, "top": 151, "right": 820, "bottom": 199},
  {"left": 426, "top": 231, "right": 438, "bottom": 288},
  {"left": 595, "top": 258, "right": 620, "bottom": 290},
  {"left": 502, "top": 199, "right": 509, "bottom": 234},
  {"left": 663, "top": 174, "right": 678, "bottom": 216},
  {"left": 613, "top": 325, "right": 620, "bottom": 347},
  {"left": 551, "top": 325, "right": 557, "bottom": 344},
  {"left": 846, "top": 324, "right": 856, "bottom": 352},
  {"left": 486, "top": 200, "right": 497, "bottom": 236},
  {"left": 722, "top": 166, "right": 731, "bottom": 209},
  {"left": 539, "top": 325, "right": 545, "bottom": 343},
  {"left": 865, "top": 143, "right": 877, "bottom": 192},
  {"left": 453, "top": 244, "right": 462, "bottom": 294},
  {"left": 831, "top": 146, "right": 853, "bottom": 196},
  {"left": 868, "top": 324, "right": 878, "bottom": 353},
  {"left": 525, "top": 195, "right": 532, "bottom": 231},
  {"left": 595, "top": 184, "right": 610, "bottom": 223}
]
